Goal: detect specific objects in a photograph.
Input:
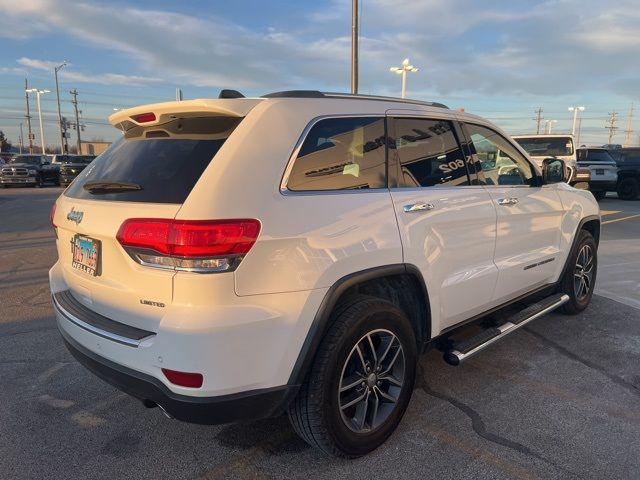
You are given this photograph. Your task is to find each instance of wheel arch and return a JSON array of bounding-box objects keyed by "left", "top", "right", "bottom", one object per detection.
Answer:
[
  {"left": 557, "top": 214, "right": 600, "bottom": 285},
  {"left": 287, "top": 264, "right": 431, "bottom": 387}
]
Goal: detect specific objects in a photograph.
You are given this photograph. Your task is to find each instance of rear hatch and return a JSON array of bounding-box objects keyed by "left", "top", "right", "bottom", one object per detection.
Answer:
[{"left": 52, "top": 99, "right": 260, "bottom": 332}]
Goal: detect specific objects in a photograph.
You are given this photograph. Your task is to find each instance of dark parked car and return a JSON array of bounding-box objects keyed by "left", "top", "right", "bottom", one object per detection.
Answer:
[
  {"left": 52, "top": 154, "right": 96, "bottom": 187},
  {"left": 0, "top": 154, "right": 59, "bottom": 187},
  {"left": 608, "top": 148, "right": 640, "bottom": 200},
  {"left": 576, "top": 148, "right": 618, "bottom": 200}
]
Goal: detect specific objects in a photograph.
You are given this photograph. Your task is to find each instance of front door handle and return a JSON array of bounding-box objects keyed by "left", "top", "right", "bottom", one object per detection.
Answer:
[
  {"left": 497, "top": 197, "right": 519, "bottom": 206},
  {"left": 403, "top": 202, "right": 435, "bottom": 213}
]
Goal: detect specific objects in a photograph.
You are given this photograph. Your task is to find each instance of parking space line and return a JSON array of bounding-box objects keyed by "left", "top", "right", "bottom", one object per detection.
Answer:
[{"left": 602, "top": 214, "right": 640, "bottom": 225}]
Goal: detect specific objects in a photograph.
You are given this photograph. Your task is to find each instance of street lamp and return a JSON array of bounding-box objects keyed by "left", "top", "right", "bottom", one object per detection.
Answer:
[
  {"left": 389, "top": 58, "right": 419, "bottom": 99},
  {"left": 25, "top": 88, "right": 50, "bottom": 154},
  {"left": 54, "top": 61, "right": 67, "bottom": 153},
  {"left": 545, "top": 119, "right": 558, "bottom": 134},
  {"left": 568, "top": 106, "right": 585, "bottom": 136}
]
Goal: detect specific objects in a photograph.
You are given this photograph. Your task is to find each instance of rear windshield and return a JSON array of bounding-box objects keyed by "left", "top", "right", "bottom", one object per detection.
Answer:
[
  {"left": 65, "top": 116, "right": 241, "bottom": 203},
  {"left": 514, "top": 137, "right": 574, "bottom": 157}
]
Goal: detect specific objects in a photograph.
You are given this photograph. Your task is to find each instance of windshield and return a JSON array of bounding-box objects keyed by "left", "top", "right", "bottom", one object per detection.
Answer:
[
  {"left": 514, "top": 137, "right": 574, "bottom": 157},
  {"left": 9, "top": 156, "right": 41, "bottom": 165}
]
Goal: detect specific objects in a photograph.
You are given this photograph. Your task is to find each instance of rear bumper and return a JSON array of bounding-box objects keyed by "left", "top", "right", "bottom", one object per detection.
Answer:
[{"left": 59, "top": 328, "right": 297, "bottom": 424}]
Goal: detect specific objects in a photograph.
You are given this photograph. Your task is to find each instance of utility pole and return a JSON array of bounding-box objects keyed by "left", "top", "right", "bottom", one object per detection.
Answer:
[
  {"left": 24, "top": 78, "right": 34, "bottom": 153},
  {"left": 19, "top": 123, "right": 24, "bottom": 154},
  {"left": 175, "top": 88, "right": 183, "bottom": 101},
  {"left": 54, "top": 62, "right": 67, "bottom": 153},
  {"left": 605, "top": 111, "right": 619, "bottom": 144},
  {"left": 350, "top": 0, "right": 358, "bottom": 94},
  {"left": 534, "top": 107, "right": 543, "bottom": 134},
  {"left": 623, "top": 103, "right": 634, "bottom": 147},
  {"left": 70, "top": 89, "right": 81, "bottom": 154}
]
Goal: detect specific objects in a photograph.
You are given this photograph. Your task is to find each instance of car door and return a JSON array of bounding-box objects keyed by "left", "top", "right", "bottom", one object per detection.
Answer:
[
  {"left": 460, "top": 122, "right": 564, "bottom": 304},
  {"left": 387, "top": 114, "right": 498, "bottom": 333}
]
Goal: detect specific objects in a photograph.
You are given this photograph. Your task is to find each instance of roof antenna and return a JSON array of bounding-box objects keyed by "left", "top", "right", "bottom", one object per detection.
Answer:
[{"left": 219, "top": 89, "right": 245, "bottom": 99}]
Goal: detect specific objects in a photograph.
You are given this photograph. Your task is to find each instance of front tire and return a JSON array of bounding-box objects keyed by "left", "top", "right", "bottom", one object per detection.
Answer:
[
  {"left": 617, "top": 177, "right": 639, "bottom": 200},
  {"left": 288, "top": 297, "right": 417, "bottom": 457},
  {"left": 559, "top": 230, "right": 597, "bottom": 314}
]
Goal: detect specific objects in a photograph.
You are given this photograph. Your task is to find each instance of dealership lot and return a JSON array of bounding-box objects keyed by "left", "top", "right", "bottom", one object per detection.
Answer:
[{"left": 1, "top": 187, "right": 638, "bottom": 480}]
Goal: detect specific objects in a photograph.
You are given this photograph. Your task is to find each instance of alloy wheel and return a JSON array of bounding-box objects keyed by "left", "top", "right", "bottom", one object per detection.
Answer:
[
  {"left": 574, "top": 244, "right": 594, "bottom": 301},
  {"left": 338, "top": 329, "right": 405, "bottom": 433}
]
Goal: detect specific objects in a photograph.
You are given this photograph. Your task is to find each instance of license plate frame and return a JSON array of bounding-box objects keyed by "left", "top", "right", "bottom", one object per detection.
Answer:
[{"left": 71, "top": 234, "right": 102, "bottom": 277}]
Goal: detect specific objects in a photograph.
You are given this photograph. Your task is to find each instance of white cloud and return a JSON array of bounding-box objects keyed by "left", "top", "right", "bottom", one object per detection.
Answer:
[{"left": 1, "top": 0, "right": 639, "bottom": 100}]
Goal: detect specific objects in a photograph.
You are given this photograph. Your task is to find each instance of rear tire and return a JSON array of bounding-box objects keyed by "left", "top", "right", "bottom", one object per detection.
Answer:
[
  {"left": 617, "top": 177, "right": 639, "bottom": 200},
  {"left": 288, "top": 296, "right": 417, "bottom": 458},
  {"left": 559, "top": 230, "right": 597, "bottom": 314}
]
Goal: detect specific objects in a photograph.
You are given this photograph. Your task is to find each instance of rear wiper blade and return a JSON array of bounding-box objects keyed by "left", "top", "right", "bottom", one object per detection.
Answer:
[{"left": 83, "top": 181, "right": 143, "bottom": 194}]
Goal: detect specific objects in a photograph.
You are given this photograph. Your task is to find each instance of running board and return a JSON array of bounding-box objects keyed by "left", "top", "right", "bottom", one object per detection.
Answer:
[{"left": 443, "top": 293, "right": 570, "bottom": 366}]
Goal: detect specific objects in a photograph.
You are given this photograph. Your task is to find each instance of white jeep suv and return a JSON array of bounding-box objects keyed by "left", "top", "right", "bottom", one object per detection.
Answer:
[{"left": 50, "top": 90, "right": 599, "bottom": 457}]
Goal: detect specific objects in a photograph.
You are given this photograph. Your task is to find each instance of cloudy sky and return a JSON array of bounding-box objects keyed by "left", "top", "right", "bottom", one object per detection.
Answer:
[{"left": 0, "top": 0, "right": 639, "bottom": 149}]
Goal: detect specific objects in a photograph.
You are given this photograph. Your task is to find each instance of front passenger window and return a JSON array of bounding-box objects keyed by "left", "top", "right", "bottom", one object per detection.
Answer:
[{"left": 465, "top": 124, "right": 534, "bottom": 186}]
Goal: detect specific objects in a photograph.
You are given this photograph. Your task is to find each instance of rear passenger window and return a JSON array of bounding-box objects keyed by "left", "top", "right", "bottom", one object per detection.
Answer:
[
  {"left": 391, "top": 118, "right": 469, "bottom": 187},
  {"left": 287, "top": 117, "right": 386, "bottom": 191}
]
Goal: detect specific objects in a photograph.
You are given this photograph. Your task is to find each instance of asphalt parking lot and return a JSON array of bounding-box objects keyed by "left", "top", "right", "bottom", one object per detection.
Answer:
[{"left": 1, "top": 187, "right": 638, "bottom": 480}]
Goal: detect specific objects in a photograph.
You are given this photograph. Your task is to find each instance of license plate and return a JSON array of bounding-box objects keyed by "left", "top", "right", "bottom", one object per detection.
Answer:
[
  {"left": 595, "top": 169, "right": 604, "bottom": 175},
  {"left": 71, "top": 234, "right": 101, "bottom": 276}
]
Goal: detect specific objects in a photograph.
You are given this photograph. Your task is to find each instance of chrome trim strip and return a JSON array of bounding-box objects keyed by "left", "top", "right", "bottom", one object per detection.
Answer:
[{"left": 52, "top": 295, "right": 154, "bottom": 347}]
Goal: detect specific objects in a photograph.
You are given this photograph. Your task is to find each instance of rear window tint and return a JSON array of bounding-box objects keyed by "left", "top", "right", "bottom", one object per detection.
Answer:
[{"left": 65, "top": 117, "right": 241, "bottom": 203}]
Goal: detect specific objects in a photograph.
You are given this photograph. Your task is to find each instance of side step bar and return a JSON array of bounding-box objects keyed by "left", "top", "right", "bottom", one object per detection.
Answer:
[{"left": 443, "top": 293, "right": 569, "bottom": 366}]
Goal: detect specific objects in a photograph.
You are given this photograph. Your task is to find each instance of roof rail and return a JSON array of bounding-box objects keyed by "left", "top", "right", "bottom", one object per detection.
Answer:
[{"left": 261, "top": 90, "right": 448, "bottom": 109}]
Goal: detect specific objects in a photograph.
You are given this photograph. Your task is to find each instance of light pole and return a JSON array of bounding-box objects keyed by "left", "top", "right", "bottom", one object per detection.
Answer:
[
  {"left": 390, "top": 58, "right": 419, "bottom": 99},
  {"left": 545, "top": 119, "right": 558, "bottom": 134},
  {"left": 54, "top": 61, "right": 67, "bottom": 153},
  {"left": 568, "top": 106, "right": 585, "bottom": 136},
  {"left": 25, "top": 88, "right": 50, "bottom": 154}
]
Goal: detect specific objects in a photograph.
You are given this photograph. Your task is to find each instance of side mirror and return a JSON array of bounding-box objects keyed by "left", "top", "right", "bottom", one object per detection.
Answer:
[{"left": 542, "top": 157, "right": 566, "bottom": 184}]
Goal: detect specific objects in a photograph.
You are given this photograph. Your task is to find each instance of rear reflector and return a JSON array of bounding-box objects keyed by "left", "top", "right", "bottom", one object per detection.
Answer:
[
  {"left": 131, "top": 112, "right": 156, "bottom": 123},
  {"left": 162, "top": 368, "right": 203, "bottom": 388},
  {"left": 116, "top": 218, "right": 261, "bottom": 273}
]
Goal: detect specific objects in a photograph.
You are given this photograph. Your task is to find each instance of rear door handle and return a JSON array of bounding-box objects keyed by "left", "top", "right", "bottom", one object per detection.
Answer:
[
  {"left": 497, "top": 197, "right": 519, "bottom": 206},
  {"left": 403, "top": 202, "right": 435, "bottom": 213}
]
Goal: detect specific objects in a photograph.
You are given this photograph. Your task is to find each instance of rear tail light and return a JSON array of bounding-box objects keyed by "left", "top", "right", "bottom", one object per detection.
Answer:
[
  {"left": 116, "top": 218, "right": 261, "bottom": 273},
  {"left": 162, "top": 368, "right": 203, "bottom": 388}
]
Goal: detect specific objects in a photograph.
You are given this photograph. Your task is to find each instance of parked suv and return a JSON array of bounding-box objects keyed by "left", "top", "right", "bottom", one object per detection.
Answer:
[
  {"left": 50, "top": 91, "right": 600, "bottom": 457},
  {"left": 52, "top": 154, "right": 96, "bottom": 187},
  {"left": 1, "top": 154, "right": 59, "bottom": 187},
  {"left": 512, "top": 134, "right": 578, "bottom": 183},
  {"left": 612, "top": 147, "right": 640, "bottom": 200},
  {"left": 576, "top": 148, "right": 618, "bottom": 200}
]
